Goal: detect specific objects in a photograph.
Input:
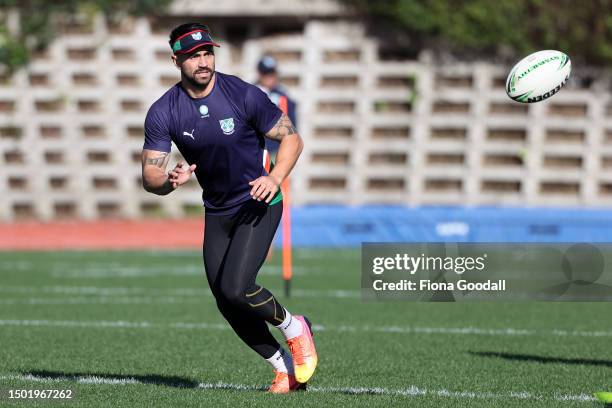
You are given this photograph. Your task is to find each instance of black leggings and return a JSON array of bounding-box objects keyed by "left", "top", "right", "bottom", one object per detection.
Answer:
[{"left": 203, "top": 200, "right": 286, "bottom": 359}]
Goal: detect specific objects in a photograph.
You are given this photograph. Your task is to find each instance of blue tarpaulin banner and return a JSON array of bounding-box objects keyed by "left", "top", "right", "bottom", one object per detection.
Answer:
[{"left": 273, "top": 206, "right": 612, "bottom": 247}]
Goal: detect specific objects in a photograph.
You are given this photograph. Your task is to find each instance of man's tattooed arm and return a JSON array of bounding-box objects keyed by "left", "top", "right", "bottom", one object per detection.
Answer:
[
  {"left": 265, "top": 113, "right": 297, "bottom": 141},
  {"left": 262, "top": 113, "right": 303, "bottom": 185},
  {"left": 145, "top": 152, "right": 169, "bottom": 167},
  {"left": 141, "top": 150, "right": 174, "bottom": 195}
]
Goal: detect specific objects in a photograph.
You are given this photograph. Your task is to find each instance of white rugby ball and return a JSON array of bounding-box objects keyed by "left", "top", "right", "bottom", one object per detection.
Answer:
[{"left": 506, "top": 50, "right": 571, "bottom": 103}]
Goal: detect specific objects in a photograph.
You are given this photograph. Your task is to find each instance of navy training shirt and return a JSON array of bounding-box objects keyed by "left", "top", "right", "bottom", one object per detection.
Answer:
[{"left": 143, "top": 72, "right": 283, "bottom": 216}]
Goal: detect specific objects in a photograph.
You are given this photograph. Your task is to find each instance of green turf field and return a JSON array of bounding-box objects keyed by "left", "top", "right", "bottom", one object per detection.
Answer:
[{"left": 0, "top": 249, "right": 610, "bottom": 407}]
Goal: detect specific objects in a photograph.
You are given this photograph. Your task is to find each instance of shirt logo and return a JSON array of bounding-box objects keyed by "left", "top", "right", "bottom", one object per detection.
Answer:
[
  {"left": 183, "top": 128, "right": 195, "bottom": 139},
  {"left": 219, "top": 118, "right": 235, "bottom": 135},
  {"left": 199, "top": 105, "right": 209, "bottom": 118},
  {"left": 191, "top": 32, "right": 203, "bottom": 40}
]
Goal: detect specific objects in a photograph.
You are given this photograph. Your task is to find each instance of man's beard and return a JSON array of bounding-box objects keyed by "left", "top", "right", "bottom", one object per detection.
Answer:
[{"left": 183, "top": 68, "right": 214, "bottom": 89}]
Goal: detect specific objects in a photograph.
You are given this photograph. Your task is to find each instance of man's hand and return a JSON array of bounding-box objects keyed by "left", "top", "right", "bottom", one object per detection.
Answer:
[
  {"left": 249, "top": 175, "right": 281, "bottom": 203},
  {"left": 168, "top": 162, "right": 197, "bottom": 189}
]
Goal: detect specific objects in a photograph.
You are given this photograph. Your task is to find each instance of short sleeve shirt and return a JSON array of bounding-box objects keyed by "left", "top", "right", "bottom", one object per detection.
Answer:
[{"left": 144, "top": 72, "right": 283, "bottom": 215}]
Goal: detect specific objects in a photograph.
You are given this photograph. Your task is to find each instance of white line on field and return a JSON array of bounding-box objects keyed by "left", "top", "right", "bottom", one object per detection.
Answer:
[
  {"left": 0, "top": 286, "right": 200, "bottom": 295},
  {"left": 0, "top": 296, "right": 198, "bottom": 305},
  {"left": 0, "top": 373, "right": 596, "bottom": 402},
  {"left": 0, "top": 320, "right": 153, "bottom": 328},
  {"left": 45, "top": 265, "right": 318, "bottom": 279},
  {"left": 0, "top": 318, "right": 611, "bottom": 338},
  {"left": 0, "top": 285, "right": 361, "bottom": 299}
]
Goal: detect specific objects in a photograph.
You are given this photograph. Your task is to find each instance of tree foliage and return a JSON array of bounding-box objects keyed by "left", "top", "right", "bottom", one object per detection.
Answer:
[
  {"left": 0, "top": 0, "right": 172, "bottom": 73},
  {"left": 344, "top": 0, "right": 612, "bottom": 65}
]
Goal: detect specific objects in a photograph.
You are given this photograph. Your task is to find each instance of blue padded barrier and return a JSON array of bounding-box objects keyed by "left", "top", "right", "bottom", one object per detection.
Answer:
[{"left": 272, "top": 206, "right": 612, "bottom": 247}]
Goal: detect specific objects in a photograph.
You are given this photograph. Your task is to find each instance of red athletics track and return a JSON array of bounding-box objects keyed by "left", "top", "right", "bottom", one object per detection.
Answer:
[{"left": 0, "top": 219, "right": 204, "bottom": 251}]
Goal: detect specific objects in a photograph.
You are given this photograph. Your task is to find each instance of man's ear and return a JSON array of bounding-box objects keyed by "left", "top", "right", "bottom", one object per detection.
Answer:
[{"left": 171, "top": 55, "right": 180, "bottom": 69}]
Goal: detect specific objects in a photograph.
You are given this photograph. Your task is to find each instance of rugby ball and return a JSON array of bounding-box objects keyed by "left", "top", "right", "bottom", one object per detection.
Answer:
[{"left": 506, "top": 50, "right": 571, "bottom": 103}]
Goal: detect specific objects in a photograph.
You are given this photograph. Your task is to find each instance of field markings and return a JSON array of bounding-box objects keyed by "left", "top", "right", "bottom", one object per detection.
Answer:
[
  {"left": 0, "top": 318, "right": 611, "bottom": 338},
  {"left": 0, "top": 373, "right": 596, "bottom": 402},
  {"left": 0, "top": 296, "right": 198, "bottom": 305},
  {"left": 43, "top": 264, "right": 320, "bottom": 278},
  {"left": 0, "top": 285, "right": 361, "bottom": 299}
]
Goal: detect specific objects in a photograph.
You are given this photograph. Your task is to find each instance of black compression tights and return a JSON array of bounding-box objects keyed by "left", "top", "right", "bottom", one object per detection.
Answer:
[{"left": 203, "top": 200, "right": 286, "bottom": 359}]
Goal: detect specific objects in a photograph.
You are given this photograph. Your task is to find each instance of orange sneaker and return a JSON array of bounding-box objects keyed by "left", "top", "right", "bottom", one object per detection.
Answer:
[
  {"left": 268, "top": 370, "right": 306, "bottom": 393},
  {"left": 287, "top": 315, "right": 318, "bottom": 383}
]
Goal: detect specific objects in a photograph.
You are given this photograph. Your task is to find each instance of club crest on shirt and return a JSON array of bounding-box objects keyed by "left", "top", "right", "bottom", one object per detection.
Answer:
[
  {"left": 199, "top": 104, "right": 209, "bottom": 118},
  {"left": 219, "top": 118, "right": 235, "bottom": 135}
]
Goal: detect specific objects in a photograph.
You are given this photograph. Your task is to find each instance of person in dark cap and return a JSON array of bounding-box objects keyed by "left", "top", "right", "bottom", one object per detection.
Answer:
[
  {"left": 255, "top": 55, "right": 298, "bottom": 154},
  {"left": 255, "top": 55, "right": 299, "bottom": 263},
  {"left": 140, "top": 22, "right": 317, "bottom": 393}
]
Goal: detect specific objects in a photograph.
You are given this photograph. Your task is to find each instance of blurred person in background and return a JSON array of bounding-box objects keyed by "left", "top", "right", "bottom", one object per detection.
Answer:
[
  {"left": 254, "top": 55, "right": 298, "bottom": 261},
  {"left": 255, "top": 55, "right": 298, "bottom": 154},
  {"left": 140, "top": 22, "right": 316, "bottom": 393}
]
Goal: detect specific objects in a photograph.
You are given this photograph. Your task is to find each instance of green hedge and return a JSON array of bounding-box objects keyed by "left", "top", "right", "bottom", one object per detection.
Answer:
[
  {"left": 344, "top": 0, "right": 612, "bottom": 66},
  {"left": 0, "top": 0, "right": 171, "bottom": 73}
]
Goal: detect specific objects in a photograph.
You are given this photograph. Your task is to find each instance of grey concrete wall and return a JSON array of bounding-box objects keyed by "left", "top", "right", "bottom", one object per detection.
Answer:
[{"left": 1, "top": 8, "right": 611, "bottom": 221}]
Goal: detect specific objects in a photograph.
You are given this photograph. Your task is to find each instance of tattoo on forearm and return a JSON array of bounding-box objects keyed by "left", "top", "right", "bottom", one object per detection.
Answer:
[
  {"left": 145, "top": 153, "right": 168, "bottom": 167},
  {"left": 267, "top": 113, "right": 297, "bottom": 141}
]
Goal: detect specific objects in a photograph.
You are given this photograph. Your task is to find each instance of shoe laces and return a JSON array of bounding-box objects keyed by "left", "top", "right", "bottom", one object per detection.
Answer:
[{"left": 288, "top": 336, "right": 310, "bottom": 364}]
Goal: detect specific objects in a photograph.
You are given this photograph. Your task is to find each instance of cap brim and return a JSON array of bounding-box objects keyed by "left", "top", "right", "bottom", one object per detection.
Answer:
[{"left": 176, "top": 42, "right": 221, "bottom": 55}]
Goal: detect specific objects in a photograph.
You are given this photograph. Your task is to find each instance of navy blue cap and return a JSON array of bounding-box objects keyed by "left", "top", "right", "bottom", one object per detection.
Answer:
[
  {"left": 257, "top": 55, "right": 278, "bottom": 74},
  {"left": 172, "top": 28, "right": 220, "bottom": 55}
]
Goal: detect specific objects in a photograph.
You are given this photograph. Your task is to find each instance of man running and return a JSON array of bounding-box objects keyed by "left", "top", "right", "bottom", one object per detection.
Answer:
[{"left": 141, "top": 22, "right": 317, "bottom": 393}]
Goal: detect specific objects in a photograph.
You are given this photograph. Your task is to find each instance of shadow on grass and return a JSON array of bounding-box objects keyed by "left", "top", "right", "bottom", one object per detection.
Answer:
[
  {"left": 469, "top": 351, "right": 612, "bottom": 368},
  {"left": 17, "top": 370, "right": 410, "bottom": 396},
  {"left": 23, "top": 370, "right": 202, "bottom": 389},
  {"left": 20, "top": 370, "right": 278, "bottom": 392}
]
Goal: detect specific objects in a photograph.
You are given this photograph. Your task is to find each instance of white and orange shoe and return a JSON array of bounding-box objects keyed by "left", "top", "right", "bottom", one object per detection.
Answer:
[
  {"left": 287, "top": 315, "right": 318, "bottom": 383},
  {"left": 268, "top": 370, "right": 306, "bottom": 393}
]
